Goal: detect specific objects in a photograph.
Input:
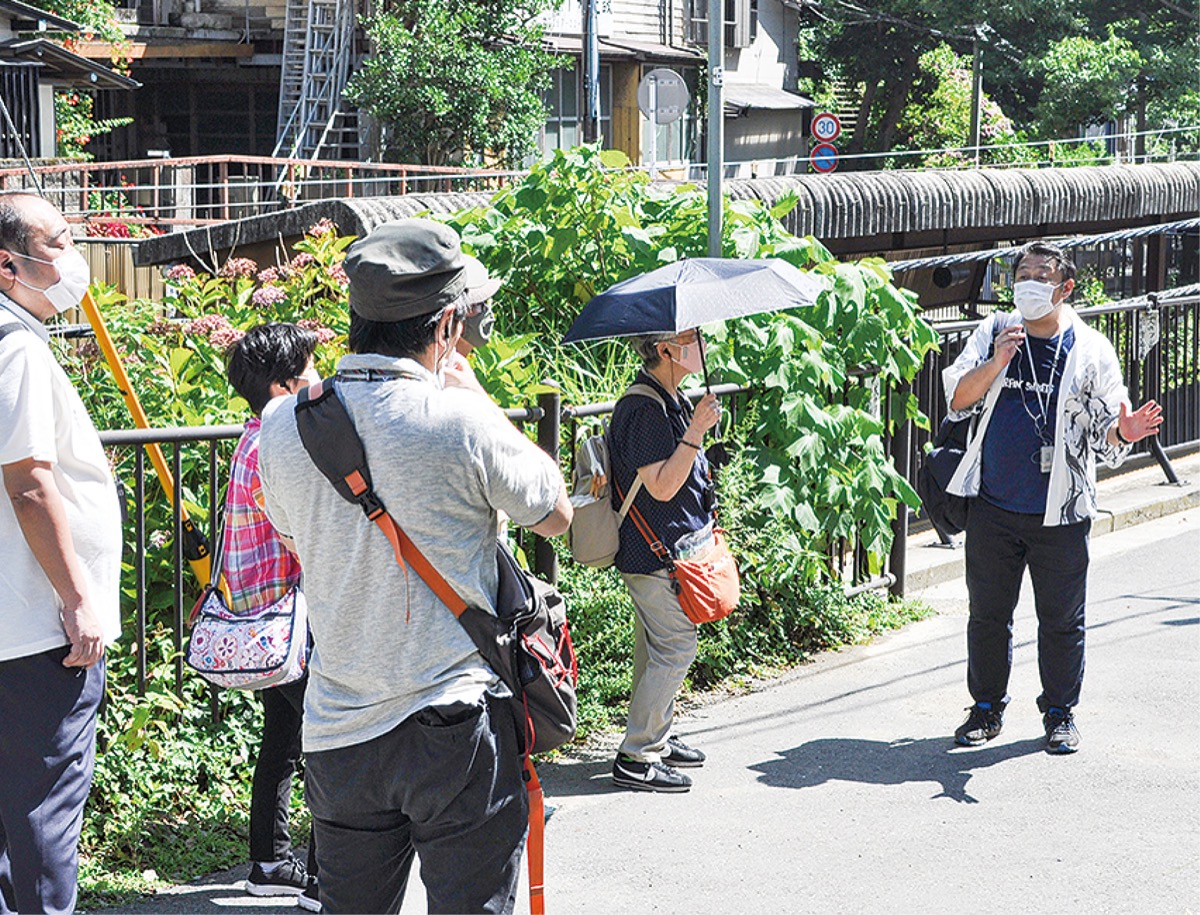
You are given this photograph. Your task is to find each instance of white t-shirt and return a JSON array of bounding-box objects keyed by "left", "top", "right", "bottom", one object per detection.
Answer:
[{"left": 0, "top": 298, "right": 122, "bottom": 661}]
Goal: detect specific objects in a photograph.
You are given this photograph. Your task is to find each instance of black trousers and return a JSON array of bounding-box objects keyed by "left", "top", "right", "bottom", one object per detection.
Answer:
[
  {"left": 0, "top": 647, "right": 104, "bottom": 915},
  {"left": 964, "top": 498, "right": 1091, "bottom": 711},
  {"left": 249, "top": 674, "right": 316, "bottom": 874},
  {"left": 305, "top": 690, "right": 527, "bottom": 915}
]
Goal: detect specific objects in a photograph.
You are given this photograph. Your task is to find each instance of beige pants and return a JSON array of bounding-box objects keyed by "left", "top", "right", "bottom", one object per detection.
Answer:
[{"left": 618, "top": 569, "right": 698, "bottom": 762}]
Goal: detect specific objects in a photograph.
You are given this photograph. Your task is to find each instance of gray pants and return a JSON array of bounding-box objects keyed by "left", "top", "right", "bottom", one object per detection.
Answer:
[
  {"left": 304, "top": 689, "right": 527, "bottom": 914},
  {"left": 0, "top": 646, "right": 104, "bottom": 915},
  {"left": 619, "top": 570, "right": 698, "bottom": 762}
]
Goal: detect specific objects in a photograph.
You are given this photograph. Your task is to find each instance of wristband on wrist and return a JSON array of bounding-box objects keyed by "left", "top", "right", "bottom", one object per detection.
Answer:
[
  {"left": 680, "top": 439, "right": 702, "bottom": 450},
  {"left": 1115, "top": 424, "right": 1132, "bottom": 446}
]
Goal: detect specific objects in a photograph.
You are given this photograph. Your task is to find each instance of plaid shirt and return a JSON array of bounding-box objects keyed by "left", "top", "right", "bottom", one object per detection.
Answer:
[{"left": 222, "top": 417, "right": 301, "bottom": 613}]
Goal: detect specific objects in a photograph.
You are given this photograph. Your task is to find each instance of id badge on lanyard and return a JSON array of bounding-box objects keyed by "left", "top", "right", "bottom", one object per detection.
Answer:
[
  {"left": 1025, "top": 330, "right": 1065, "bottom": 475},
  {"left": 1039, "top": 445, "right": 1054, "bottom": 474}
]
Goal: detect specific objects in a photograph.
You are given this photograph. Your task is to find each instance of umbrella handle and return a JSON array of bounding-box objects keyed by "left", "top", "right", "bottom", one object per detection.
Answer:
[{"left": 699, "top": 333, "right": 711, "bottom": 394}]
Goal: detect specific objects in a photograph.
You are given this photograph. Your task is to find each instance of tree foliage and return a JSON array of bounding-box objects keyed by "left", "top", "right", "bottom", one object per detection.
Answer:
[
  {"left": 799, "top": 0, "right": 1197, "bottom": 160},
  {"left": 1032, "top": 32, "right": 1144, "bottom": 136},
  {"left": 344, "top": 0, "right": 563, "bottom": 167}
]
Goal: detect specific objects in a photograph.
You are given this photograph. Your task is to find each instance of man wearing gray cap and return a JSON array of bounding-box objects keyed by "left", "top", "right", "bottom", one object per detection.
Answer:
[{"left": 258, "top": 218, "right": 572, "bottom": 914}]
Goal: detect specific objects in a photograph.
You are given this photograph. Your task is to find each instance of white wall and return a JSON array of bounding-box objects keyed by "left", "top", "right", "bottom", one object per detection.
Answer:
[
  {"left": 38, "top": 83, "right": 55, "bottom": 158},
  {"left": 724, "top": 0, "right": 797, "bottom": 90}
]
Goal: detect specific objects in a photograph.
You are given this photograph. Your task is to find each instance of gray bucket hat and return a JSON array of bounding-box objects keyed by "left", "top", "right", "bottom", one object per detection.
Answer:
[{"left": 344, "top": 218, "right": 502, "bottom": 323}]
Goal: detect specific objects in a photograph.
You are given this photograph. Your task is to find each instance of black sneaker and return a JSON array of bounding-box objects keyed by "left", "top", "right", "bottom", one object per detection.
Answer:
[
  {"left": 661, "top": 735, "right": 706, "bottom": 768},
  {"left": 297, "top": 879, "right": 321, "bottom": 912},
  {"left": 612, "top": 754, "right": 692, "bottom": 793},
  {"left": 954, "top": 704, "right": 1004, "bottom": 746},
  {"left": 1043, "top": 706, "right": 1080, "bottom": 754},
  {"left": 245, "top": 858, "right": 308, "bottom": 896}
]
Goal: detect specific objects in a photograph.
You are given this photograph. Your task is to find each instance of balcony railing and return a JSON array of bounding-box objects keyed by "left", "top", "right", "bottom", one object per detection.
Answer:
[{"left": 0, "top": 155, "right": 521, "bottom": 227}]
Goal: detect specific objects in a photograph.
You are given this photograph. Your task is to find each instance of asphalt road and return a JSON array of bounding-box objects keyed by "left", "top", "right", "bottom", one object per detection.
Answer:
[{"left": 95, "top": 509, "right": 1199, "bottom": 914}]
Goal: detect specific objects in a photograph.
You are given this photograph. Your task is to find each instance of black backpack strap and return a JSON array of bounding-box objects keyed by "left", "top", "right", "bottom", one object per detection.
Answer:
[
  {"left": 0, "top": 321, "right": 26, "bottom": 342},
  {"left": 294, "top": 377, "right": 386, "bottom": 521}
]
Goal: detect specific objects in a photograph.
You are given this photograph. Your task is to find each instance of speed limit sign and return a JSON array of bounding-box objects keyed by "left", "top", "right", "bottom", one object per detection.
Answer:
[{"left": 811, "top": 112, "right": 842, "bottom": 142}]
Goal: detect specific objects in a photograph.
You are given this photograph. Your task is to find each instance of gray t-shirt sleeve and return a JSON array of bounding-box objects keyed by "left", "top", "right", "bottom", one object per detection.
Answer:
[
  {"left": 464, "top": 397, "right": 563, "bottom": 529},
  {"left": 257, "top": 402, "right": 294, "bottom": 539}
]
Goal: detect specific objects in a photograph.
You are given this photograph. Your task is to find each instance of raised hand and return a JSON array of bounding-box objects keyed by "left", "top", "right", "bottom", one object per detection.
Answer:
[{"left": 1117, "top": 400, "right": 1163, "bottom": 444}]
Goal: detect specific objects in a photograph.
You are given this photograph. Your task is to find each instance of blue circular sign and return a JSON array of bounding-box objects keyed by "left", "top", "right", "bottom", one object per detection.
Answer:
[{"left": 811, "top": 142, "right": 839, "bottom": 173}]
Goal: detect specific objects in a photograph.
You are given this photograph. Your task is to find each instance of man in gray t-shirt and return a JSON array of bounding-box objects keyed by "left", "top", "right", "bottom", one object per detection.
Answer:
[{"left": 259, "top": 218, "right": 571, "bottom": 914}]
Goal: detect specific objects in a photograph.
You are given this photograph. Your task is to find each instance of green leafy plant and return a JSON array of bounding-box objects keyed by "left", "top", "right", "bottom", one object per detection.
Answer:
[
  {"left": 58, "top": 188, "right": 941, "bottom": 904},
  {"left": 53, "top": 90, "right": 132, "bottom": 160},
  {"left": 448, "top": 144, "right": 939, "bottom": 572}
]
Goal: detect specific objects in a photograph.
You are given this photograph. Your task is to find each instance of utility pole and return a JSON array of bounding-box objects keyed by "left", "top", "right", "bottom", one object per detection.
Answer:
[
  {"left": 969, "top": 29, "right": 983, "bottom": 167},
  {"left": 706, "top": 0, "right": 724, "bottom": 257},
  {"left": 581, "top": 0, "right": 600, "bottom": 144}
]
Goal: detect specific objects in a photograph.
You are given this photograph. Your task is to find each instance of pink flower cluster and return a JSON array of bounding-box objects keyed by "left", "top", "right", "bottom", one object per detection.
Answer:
[
  {"left": 211, "top": 327, "right": 246, "bottom": 349},
  {"left": 186, "top": 313, "right": 246, "bottom": 348},
  {"left": 328, "top": 262, "right": 349, "bottom": 286},
  {"left": 297, "top": 318, "right": 337, "bottom": 344},
  {"left": 251, "top": 285, "right": 289, "bottom": 309},
  {"left": 307, "top": 218, "right": 338, "bottom": 238},
  {"left": 164, "top": 264, "right": 196, "bottom": 282},
  {"left": 257, "top": 266, "right": 285, "bottom": 284},
  {"left": 219, "top": 257, "right": 258, "bottom": 279},
  {"left": 290, "top": 252, "right": 316, "bottom": 270}
]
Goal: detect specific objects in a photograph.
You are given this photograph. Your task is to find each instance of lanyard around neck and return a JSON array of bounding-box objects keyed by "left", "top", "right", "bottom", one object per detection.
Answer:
[{"left": 1022, "top": 327, "right": 1066, "bottom": 425}]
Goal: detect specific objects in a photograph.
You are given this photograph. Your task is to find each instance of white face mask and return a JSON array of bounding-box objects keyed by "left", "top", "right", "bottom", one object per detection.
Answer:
[
  {"left": 1012, "top": 279, "right": 1061, "bottom": 321},
  {"left": 13, "top": 247, "right": 91, "bottom": 314}
]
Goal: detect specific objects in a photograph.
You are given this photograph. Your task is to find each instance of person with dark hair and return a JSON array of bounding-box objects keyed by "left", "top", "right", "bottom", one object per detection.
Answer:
[
  {"left": 257, "top": 219, "right": 570, "bottom": 914},
  {"left": 224, "top": 323, "right": 322, "bottom": 909},
  {"left": 0, "top": 193, "right": 121, "bottom": 913},
  {"left": 943, "top": 242, "right": 1162, "bottom": 754},
  {"left": 607, "top": 328, "right": 721, "bottom": 793}
]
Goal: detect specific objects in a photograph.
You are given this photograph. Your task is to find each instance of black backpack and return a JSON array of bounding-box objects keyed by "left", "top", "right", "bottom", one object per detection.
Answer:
[{"left": 916, "top": 414, "right": 974, "bottom": 537}]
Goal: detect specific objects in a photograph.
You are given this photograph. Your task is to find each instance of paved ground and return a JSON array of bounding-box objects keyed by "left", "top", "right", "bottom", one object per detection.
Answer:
[{"left": 92, "top": 453, "right": 1200, "bottom": 914}]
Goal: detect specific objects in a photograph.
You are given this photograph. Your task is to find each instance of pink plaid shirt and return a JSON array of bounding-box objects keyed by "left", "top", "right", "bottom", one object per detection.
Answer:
[{"left": 222, "top": 417, "right": 301, "bottom": 613}]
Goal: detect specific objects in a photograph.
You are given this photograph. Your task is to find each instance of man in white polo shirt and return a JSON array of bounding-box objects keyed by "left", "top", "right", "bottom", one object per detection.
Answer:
[{"left": 0, "top": 193, "right": 122, "bottom": 914}]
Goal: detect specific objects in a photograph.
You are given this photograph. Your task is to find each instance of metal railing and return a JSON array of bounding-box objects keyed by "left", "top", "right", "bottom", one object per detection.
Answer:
[
  {"left": 0, "top": 155, "right": 519, "bottom": 227},
  {"left": 100, "top": 293, "right": 1197, "bottom": 696},
  {"left": 100, "top": 407, "right": 543, "bottom": 700}
]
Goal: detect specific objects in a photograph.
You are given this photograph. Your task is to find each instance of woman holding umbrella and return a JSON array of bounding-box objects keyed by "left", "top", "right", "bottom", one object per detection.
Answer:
[
  {"left": 564, "top": 255, "right": 825, "bottom": 791},
  {"left": 608, "top": 328, "right": 721, "bottom": 793}
]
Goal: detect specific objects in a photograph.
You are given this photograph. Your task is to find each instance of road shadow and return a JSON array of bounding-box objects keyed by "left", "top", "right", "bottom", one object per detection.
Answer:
[
  {"left": 750, "top": 736, "right": 1045, "bottom": 804},
  {"left": 539, "top": 756, "right": 621, "bottom": 799}
]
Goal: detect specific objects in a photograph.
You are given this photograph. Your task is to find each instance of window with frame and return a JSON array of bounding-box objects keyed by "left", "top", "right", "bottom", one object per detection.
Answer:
[
  {"left": 687, "top": 0, "right": 758, "bottom": 48},
  {"left": 541, "top": 61, "right": 612, "bottom": 154}
]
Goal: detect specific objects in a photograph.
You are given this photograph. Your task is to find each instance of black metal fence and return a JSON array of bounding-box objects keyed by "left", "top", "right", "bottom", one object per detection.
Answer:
[{"left": 100, "top": 293, "right": 1198, "bottom": 697}]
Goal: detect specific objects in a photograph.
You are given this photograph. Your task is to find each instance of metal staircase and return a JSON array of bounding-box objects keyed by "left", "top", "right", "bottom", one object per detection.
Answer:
[{"left": 273, "top": 0, "right": 359, "bottom": 161}]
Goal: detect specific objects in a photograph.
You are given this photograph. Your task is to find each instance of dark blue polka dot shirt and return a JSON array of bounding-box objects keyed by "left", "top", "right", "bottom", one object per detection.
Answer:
[{"left": 609, "top": 371, "right": 715, "bottom": 575}]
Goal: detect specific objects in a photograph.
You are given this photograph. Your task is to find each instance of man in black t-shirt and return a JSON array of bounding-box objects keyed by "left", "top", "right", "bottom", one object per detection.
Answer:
[{"left": 942, "top": 243, "right": 1162, "bottom": 754}]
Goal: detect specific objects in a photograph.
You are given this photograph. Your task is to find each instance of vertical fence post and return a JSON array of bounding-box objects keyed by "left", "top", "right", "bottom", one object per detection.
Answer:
[
  {"left": 135, "top": 447, "right": 147, "bottom": 696},
  {"left": 888, "top": 380, "right": 911, "bottom": 598},
  {"left": 534, "top": 390, "right": 561, "bottom": 585},
  {"left": 171, "top": 444, "right": 185, "bottom": 696},
  {"left": 208, "top": 442, "right": 223, "bottom": 723}
]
